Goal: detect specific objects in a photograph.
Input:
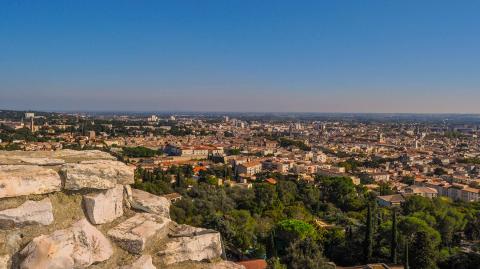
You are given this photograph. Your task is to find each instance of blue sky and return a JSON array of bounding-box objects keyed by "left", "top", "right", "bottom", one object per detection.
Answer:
[{"left": 1, "top": 0, "right": 480, "bottom": 112}]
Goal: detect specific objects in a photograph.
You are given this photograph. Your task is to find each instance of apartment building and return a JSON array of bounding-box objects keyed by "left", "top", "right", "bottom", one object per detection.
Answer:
[{"left": 237, "top": 161, "right": 262, "bottom": 176}]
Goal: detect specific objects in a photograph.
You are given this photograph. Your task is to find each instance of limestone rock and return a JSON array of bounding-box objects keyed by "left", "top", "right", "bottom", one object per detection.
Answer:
[
  {"left": 108, "top": 213, "right": 170, "bottom": 254},
  {"left": 0, "top": 165, "right": 61, "bottom": 198},
  {"left": 0, "top": 198, "right": 54, "bottom": 228},
  {"left": 157, "top": 225, "right": 223, "bottom": 265},
  {"left": 0, "top": 149, "right": 116, "bottom": 165},
  {"left": 61, "top": 160, "right": 134, "bottom": 190},
  {"left": 119, "top": 255, "right": 156, "bottom": 269},
  {"left": 0, "top": 254, "right": 9, "bottom": 269},
  {"left": 83, "top": 185, "right": 124, "bottom": 224},
  {"left": 131, "top": 189, "right": 171, "bottom": 218},
  {"left": 17, "top": 157, "right": 65, "bottom": 166},
  {"left": 51, "top": 149, "right": 117, "bottom": 162},
  {"left": 19, "top": 218, "right": 113, "bottom": 269}
]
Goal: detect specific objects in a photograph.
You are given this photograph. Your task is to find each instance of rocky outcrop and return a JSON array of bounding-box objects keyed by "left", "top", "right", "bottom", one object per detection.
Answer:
[
  {"left": 119, "top": 255, "right": 156, "bottom": 269},
  {"left": 108, "top": 213, "right": 170, "bottom": 254},
  {"left": 157, "top": 225, "right": 223, "bottom": 265},
  {"left": 131, "top": 189, "right": 171, "bottom": 218},
  {"left": 62, "top": 160, "right": 135, "bottom": 190},
  {"left": 0, "top": 165, "right": 62, "bottom": 198},
  {"left": 0, "top": 150, "right": 233, "bottom": 268},
  {"left": 83, "top": 185, "right": 124, "bottom": 224},
  {"left": 0, "top": 198, "right": 54, "bottom": 228},
  {"left": 19, "top": 219, "right": 113, "bottom": 269}
]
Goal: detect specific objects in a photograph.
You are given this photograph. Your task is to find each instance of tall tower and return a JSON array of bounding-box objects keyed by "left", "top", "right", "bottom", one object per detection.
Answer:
[
  {"left": 25, "top": 112, "right": 35, "bottom": 132},
  {"left": 30, "top": 117, "right": 35, "bottom": 132}
]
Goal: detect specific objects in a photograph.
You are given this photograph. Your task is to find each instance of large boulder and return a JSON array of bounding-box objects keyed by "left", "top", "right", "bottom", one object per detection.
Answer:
[
  {"left": 119, "top": 255, "right": 156, "bottom": 269},
  {"left": 0, "top": 165, "right": 61, "bottom": 198},
  {"left": 157, "top": 225, "right": 223, "bottom": 265},
  {"left": 108, "top": 213, "right": 170, "bottom": 254},
  {"left": 83, "top": 185, "right": 124, "bottom": 224},
  {"left": 0, "top": 198, "right": 54, "bottom": 228},
  {"left": 61, "top": 160, "right": 134, "bottom": 190},
  {"left": 19, "top": 219, "right": 113, "bottom": 269},
  {"left": 131, "top": 189, "right": 171, "bottom": 218}
]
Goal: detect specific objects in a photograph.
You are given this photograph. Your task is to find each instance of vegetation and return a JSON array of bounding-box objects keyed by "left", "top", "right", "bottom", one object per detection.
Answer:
[
  {"left": 278, "top": 137, "right": 311, "bottom": 151},
  {"left": 122, "top": 146, "right": 162, "bottom": 157},
  {"left": 132, "top": 164, "right": 480, "bottom": 268},
  {"left": 458, "top": 157, "right": 480, "bottom": 165}
]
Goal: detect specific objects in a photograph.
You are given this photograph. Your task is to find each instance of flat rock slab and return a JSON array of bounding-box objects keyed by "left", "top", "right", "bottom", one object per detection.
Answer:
[
  {"left": 19, "top": 218, "right": 113, "bottom": 269},
  {"left": 0, "top": 198, "right": 54, "bottom": 228},
  {"left": 108, "top": 213, "right": 170, "bottom": 254},
  {"left": 17, "top": 157, "right": 65, "bottom": 166},
  {"left": 84, "top": 185, "right": 124, "bottom": 224},
  {"left": 0, "top": 149, "right": 116, "bottom": 165},
  {"left": 0, "top": 165, "right": 61, "bottom": 198},
  {"left": 62, "top": 160, "right": 134, "bottom": 190},
  {"left": 119, "top": 255, "right": 156, "bottom": 269},
  {"left": 157, "top": 225, "right": 223, "bottom": 265},
  {"left": 131, "top": 189, "right": 171, "bottom": 218}
]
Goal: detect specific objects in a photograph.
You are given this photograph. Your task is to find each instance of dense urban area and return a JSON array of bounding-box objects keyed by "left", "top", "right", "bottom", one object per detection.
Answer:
[{"left": 2, "top": 110, "right": 480, "bottom": 269}]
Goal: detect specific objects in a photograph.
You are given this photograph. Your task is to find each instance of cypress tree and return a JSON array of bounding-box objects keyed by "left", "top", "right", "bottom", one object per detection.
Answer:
[
  {"left": 391, "top": 208, "right": 398, "bottom": 264},
  {"left": 404, "top": 239, "right": 409, "bottom": 269},
  {"left": 364, "top": 203, "right": 373, "bottom": 263},
  {"left": 269, "top": 229, "right": 277, "bottom": 258}
]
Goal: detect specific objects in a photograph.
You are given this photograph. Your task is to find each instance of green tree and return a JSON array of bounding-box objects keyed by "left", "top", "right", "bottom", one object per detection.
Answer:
[
  {"left": 364, "top": 203, "right": 374, "bottom": 263},
  {"left": 404, "top": 239, "right": 409, "bottom": 269},
  {"left": 274, "top": 219, "right": 319, "bottom": 257},
  {"left": 391, "top": 208, "right": 398, "bottom": 264},
  {"left": 410, "top": 231, "right": 437, "bottom": 269},
  {"left": 283, "top": 238, "right": 330, "bottom": 269}
]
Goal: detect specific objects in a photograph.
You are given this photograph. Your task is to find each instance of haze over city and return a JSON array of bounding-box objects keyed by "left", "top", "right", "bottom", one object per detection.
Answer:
[{"left": 2, "top": 1, "right": 480, "bottom": 112}]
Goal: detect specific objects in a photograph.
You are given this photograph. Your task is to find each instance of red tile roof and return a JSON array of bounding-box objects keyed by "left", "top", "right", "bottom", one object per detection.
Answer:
[
  {"left": 236, "top": 259, "right": 268, "bottom": 269},
  {"left": 265, "top": 178, "right": 277, "bottom": 185}
]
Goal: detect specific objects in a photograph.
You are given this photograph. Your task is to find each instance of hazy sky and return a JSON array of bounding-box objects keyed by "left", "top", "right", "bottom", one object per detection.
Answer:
[{"left": 1, "top": 1, "right": 480, "bottom": 113}]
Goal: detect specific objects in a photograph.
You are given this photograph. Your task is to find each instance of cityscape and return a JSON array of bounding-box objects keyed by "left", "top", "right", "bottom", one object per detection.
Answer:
[
  {"left": 1, "top": 110, "right": 480, "bottom": 268},
  {"left": 2, "top": 1, "right": 480, "bottom": 269}
]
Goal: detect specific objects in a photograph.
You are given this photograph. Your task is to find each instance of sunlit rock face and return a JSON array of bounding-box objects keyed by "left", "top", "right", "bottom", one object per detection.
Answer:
[
  {"left": 19, "top": 219, "right": 113, "bottom": 269},
  {"left": 0, "top": 165, "right": 61, "bottom": 198},
  {"left": 107, "top": 213, "right": 171, "bottom": 254},
  {"left": 157, "top": 225, "right": 223, "bottom": 265},
  {"left": 131, "top": 188, "right": 171, "bottom": 218},
  {"left": 83, "top": 185, "right": 124, "bottom": 224},
  {"left": 62, "top": 160, "right": 134, "bottom": 190},
  {"left": 0, "top": 198, "right": 54, "bottom": 228}
]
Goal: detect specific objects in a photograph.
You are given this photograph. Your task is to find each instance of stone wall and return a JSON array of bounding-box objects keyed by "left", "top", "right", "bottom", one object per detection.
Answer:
[{"left": 0, "top": 150, "right": 243, "bottom": 269}]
